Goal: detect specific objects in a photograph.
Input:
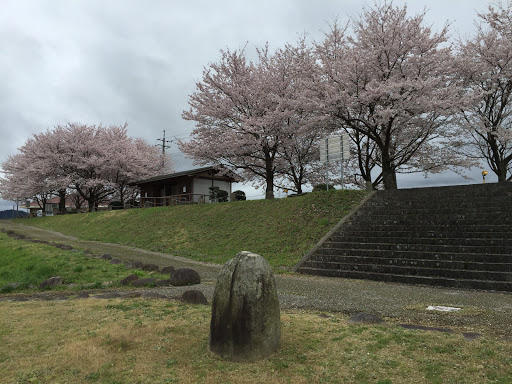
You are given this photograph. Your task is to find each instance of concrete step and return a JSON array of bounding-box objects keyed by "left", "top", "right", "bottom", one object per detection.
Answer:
[
  {"left": 366, "top": 198, "right": 511, "bottom": 208},
  {"left": 314, "top": 248, "right": 512, "bottom": 263},
  {"left": 321, "top": 241, "right": 512, "bottom": 254},
  {"left": 335, "top": 230, "right": 512, "bottom": 240},
  {"left": 375, "top": 183, "right": 512, "bottom": 198},
  {"left": 307, "top": 254, "right": 512, "bottom": 272},
  {"left": 328, "top": 235, "right": 512, "bottom": 246},
  {"left": 297, "top": 183, "right": 512, "bottom": 291},
  {"left": 346, "top": 217, "right": 512, "bottom": 226},
  {"left": 356, "top": 207, "right": 512, "bottom": 216},
  {"left": 297, "top": 267, "right": 512, "bottom": 291},
  {"left": 343, "top": 224, "right": 512, "bottom": 233},
  {"left": 301, "top": 261, "right": 512, "bottom": 281},
  {"left": 370, "top": 194, "right": 512, "bottom": 203}
]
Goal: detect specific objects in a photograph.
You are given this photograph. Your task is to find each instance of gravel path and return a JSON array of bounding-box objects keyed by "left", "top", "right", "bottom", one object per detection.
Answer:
[{"left": 1, "top": 220, "right": 511, "bottom": 338}]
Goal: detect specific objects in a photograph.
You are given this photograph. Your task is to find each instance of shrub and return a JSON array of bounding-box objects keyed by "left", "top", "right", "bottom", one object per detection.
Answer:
[
  {"left": 209, "top": 187, "right": 229, "bottom": 203},
  {"left": 232, "top": 190, "right": 246, "bottom": 201}
]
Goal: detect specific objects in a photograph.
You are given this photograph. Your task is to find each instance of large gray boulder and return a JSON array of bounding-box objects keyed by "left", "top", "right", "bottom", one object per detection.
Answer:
[
  {"left": 120, "top": 274, "right": 139, "bottom": 286},
  {"left": 170, "top": 268, "right": 201, "bottom": 286},
  {"left": 141, "top": 263, "right": 159, "bottom": 272},
  {"left": 209, "top": 251, "right": 281, "bottom": 361}
]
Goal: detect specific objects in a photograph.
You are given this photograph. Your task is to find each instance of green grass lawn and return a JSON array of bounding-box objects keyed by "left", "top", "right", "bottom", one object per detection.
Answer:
[
  {"left": 0, "top": 298, "right": 510, "bottom": 384},
  {"left": 19, "top": 190, "right": 368, "bottom": 270},
  {"left": 0, "top": 233, "right": 169, "bottom": 292}
]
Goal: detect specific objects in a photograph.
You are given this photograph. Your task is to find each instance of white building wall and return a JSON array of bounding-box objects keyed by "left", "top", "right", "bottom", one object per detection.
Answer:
[{"left": 193, "top": 179, "right": 232, "bottom": 203}]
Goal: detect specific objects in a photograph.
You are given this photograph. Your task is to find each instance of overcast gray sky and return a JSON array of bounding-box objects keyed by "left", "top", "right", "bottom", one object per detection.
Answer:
[{"left": 0, "top": 0, "right": 496, "bottom": 209}]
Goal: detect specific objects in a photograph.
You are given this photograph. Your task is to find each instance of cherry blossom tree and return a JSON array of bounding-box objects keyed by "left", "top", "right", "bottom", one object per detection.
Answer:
[
  {"left": 54, "top": 123, "right": 166, "bottom": 211},
  {"left": 181, "top": 40, "right": 327, "bottom": 198},
  {"left": 1, "top": 123, "right": 166, "bottom": 212},
  {"left": 457, "top": 2, "right": 512, "bottom": 182},
  {"left": 180, "top": 47, "right": 277, "bottom": 199},
  {"left": 317, "top": 3, "right": 468, "bottom": 189},
  {"left": 0, "top": 136, "right": 63, "bottom": 215}
]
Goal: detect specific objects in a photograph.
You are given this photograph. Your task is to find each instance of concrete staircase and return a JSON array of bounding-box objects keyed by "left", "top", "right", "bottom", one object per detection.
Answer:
[{"left": 295, "top": 183, "right": 512, "bottom": 291}]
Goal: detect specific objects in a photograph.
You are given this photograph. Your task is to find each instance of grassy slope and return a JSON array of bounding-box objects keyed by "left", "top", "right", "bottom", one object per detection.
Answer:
[{"left": 21, "top": 190, "right": 368, "bottom": 270}]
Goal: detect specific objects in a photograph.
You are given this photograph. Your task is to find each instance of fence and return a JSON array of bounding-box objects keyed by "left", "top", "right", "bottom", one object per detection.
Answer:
[{"left": 139, "top": 193, "right": 211, "bottom": 207}]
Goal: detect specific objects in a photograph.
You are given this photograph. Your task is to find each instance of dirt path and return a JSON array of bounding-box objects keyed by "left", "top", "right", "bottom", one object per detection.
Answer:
[{"left": 1, "top": 220, "right": 511, "bottom": 339}]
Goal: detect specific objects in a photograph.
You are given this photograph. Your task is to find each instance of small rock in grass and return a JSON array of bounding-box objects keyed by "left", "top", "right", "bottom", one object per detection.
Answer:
[
  {"left": 39, "top": 276, "right": 63, "bottom": 289},
  {"left": 398, "top": 324, "right": 453, "bottom": 333},
  {"left": 95, "top": 292, "right": 121, "bottom": 299},
  {"left": 28, "top": 239, "right": 49, "bottom": 245},
  {"left": 161, "top": 266, "right": 176, "bottom": 275},
  {"left": 155, "top": 279, "right": 171, "bottom": 287},
  {"left": 170, "top": 268, "right": 201, "bottom": 286},
  {"left": 120, "top": 274, "right": 139, "bottom": 286},
  {"left": 142, "top": 292, "right": 167, "bottom": 299},
  {"left": 54, "top": 243, "right": 73, "bottom": 250},
  {"left": 110, "top": 258, "right": 123, "bottom": 265},
  {"left": 121, "top": 292, "right": 142, "bottom": 298},
  {"left": 181, "top": 290, "right": 208, "bottom": 305},
  {"left": 141, "top": 263, "right": 160, "bottom": 272},
  {"left": 1, "top": 283, "right": 21, "bottom": 292},
  {"left": 131, "top": 278, "right": 157, "bottom": 287},
  {"left": 131, "top": 261, "right": 144, "bottom": 268},
  {"left": 68, "top": 284, "right": 78, "bottom": 289},
  {"left": 463, "top": 332, "right": 483, "bottom": 341},
  {"left": 8, "top": 232, "right": 26, "bottom": 239},
  {"left": 348, "top": 313, "right": 385, "bottom": 324},
  {"left": 100, "top": 254, "right": 112, "bottom": 260}
]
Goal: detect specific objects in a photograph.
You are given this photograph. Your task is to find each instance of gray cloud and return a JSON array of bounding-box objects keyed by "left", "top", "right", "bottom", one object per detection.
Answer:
[{"left": 0, "top": 0, "right": 494, "bottom": 205}]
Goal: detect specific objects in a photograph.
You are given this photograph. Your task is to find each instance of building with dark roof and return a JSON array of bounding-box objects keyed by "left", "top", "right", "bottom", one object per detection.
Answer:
[{"left": 129, "top": 166, "right": 239, "bottom": 206}]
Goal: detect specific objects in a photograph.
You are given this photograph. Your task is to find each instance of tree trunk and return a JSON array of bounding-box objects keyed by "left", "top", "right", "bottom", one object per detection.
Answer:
[
  {"left": 265, "top": 155, "right": 275, "bottom": 199},
  {"left": 58, "top": 189, "right": 66, "bottom": 214},
  {"left": 41, "top": 197, "right": 47, "bottom": 217},
  {"left": 265, "top": 185, "right": 274, "bottom": 199},
  {"left": 88, "top": 199, "right": 95, "bottom": 212},
  {"left": 496, "top": 161, "right": 508, "bottom": 183},
  {"left": 119, "top": 186, "right": 125, "bottom": 205},
  {"left": 381, "top": 152, "right": 397, "bottom": 190}
]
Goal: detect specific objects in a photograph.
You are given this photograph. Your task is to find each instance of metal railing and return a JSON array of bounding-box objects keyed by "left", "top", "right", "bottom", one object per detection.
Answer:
[{"left": 140, "top": 193, "right": 210, "bottom": 207}]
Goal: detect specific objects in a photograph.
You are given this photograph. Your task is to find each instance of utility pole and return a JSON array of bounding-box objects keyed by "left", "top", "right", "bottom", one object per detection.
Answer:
[
  {"left": 156, "top": 130, "right": 172, "bottom": 155},
  {"left": 156, "top": 130, "right": 172, "bottom": 169}
]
